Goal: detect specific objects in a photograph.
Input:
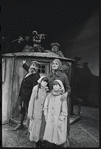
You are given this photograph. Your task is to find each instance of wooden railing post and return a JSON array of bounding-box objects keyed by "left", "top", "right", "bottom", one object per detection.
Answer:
[{"left": 63, "top": 95, "right": 70, "bottom": 147}]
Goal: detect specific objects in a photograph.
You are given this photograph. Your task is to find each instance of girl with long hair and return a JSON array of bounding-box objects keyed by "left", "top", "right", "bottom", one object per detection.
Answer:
[{"left": 27, "top": 76, "right": 49, "bottom": 148}]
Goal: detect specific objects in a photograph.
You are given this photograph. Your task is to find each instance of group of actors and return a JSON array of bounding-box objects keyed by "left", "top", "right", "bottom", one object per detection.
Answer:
[{"left": 12, "top": 58, "right": 71, "bottom": 148}]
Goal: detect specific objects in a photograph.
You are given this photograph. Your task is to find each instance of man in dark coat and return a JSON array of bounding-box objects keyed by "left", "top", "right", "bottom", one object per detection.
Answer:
[{"left": 12, "top": 60, "right": 40, "bottom": 130}]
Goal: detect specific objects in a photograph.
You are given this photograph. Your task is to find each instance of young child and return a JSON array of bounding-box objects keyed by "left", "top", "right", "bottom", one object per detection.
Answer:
[
  {"left": 27, "top": 76, "right": 49, "bottom": 148},
  {"left": 43, "top": 79, "right": 69, "bottom": 146}
]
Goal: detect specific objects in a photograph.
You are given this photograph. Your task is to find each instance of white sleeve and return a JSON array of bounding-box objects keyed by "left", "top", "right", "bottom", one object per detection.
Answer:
[
  {"left": 27, "top": 87, "right": 36, "bottom": 119},
  {"left": 43, "top": 94, "right": 50, "bottom": 117}
]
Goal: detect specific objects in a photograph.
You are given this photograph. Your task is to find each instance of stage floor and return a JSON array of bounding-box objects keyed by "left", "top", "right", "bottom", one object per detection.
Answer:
[{"left": 2, "top": 105, "right": 99, "bottom": 147}]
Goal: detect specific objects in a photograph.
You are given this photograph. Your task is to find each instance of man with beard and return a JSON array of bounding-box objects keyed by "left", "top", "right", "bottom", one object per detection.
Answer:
[{"left": 12, "top": 60, "right": 40, "bottom": 130}]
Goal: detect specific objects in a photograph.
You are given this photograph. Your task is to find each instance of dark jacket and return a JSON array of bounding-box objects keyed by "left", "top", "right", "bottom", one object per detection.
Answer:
[
  {"left": 19, "top": 63, "right": 40, "bottom": 106},
  {"left": 49, "top": 70, "right": 71, "bottom": 95}
]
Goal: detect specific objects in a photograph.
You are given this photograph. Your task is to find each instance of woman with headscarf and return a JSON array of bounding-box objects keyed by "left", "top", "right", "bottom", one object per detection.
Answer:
[
  {"left": 48, "top": 58, "right": 71, "bottom": 95},
  {"left": 48, "top": 59, "right": 71, "bottom": 147},
  {"left": 43, "top": 80, "right": 69, "bottom": 146}
]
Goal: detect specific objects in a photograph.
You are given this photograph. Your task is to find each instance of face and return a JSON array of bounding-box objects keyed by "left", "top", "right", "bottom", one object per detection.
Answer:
[
  {"left": 29, "top": 64, "right": 38, "bottom": 74},
  {"left": 52, "top": 46, "right": 59, "bottom": 52},
  {"left": 53, "top": 84, "right": 61, "bottom": 91},
  {"left": 52, "top": 61, "right": 59, "bottom": 70},
  {"left": 41, "top": 80, "right": 48, "bottom": 87}
]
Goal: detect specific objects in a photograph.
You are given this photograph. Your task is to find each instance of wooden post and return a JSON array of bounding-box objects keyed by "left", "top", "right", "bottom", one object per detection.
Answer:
[
  {"left": 70, "top": 61, "right": 75, "bottom": 115},
  {"left": 77, "top": 98, "right": 82, "bottom": 116},
  {"left": 63, "top": 95, "right": 70, "bottom": 147},
  {"left": 77, "top": 104, "right": 81, "bottom": 116},
  {"left": 9, "top": 56, "right": 16, "bottom": 121},
  {"left": 63, "top": 62, "right": 73, "bottom": 147},
  {"left": 63, "top": 61, "right": 75, "bottom": 147}
]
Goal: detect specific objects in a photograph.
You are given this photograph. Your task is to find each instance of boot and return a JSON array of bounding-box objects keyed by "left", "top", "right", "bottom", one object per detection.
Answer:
[
  {"left": 12, "top": 114, "right": 24, "bottom": 131},
  {"left": 12, "top": 123, "right": 22, "bottom": 131},
  {"left": 33, "top": 142, "right": 37, "bottom": 148}
]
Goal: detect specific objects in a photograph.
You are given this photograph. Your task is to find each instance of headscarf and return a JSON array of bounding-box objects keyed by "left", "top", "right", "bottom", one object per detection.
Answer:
[
  {"left": 36, "top": 76, "right": 49, "bottom": 99},
  {"left": 52, "top": 59, "right": 63, "bottom": 71},
  {"left": 51, "top": 79, "right": 65, "bottom": 96},
  {"left": 37, "top": 76, "right": 47, "bottom": 83}
]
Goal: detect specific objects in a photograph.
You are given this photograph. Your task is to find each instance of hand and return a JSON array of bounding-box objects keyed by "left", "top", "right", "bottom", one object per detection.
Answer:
[
  {"left": 45, "top": 116, "right": 48, "bottom": 122},
  {"left": 22, "top": 60, "right": 26, "bottom": 64},
  {"left": 61, "top": 93, "right": 68, "bottom": 101},
  {"left": 64, "top": 92, "right": 68, "bottom": 97},
  {"left": 58, "top": 119, "right": 62, "bottom": 129},
  {"left": 30, "top": 116, "right": 34, "bottom": 120},
  {"left": 62, "top": 92, "right": 68, "bottom": 99},
  {"left": 19, "top": 105, "right": 21, "bottom": 111}
]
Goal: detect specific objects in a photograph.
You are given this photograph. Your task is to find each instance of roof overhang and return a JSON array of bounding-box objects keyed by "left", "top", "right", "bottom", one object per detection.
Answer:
[{"left": 2, "top": 52, "right": 76, "bottom": 62}]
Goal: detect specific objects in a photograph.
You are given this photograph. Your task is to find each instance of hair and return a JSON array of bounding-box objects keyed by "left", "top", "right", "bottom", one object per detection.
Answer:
[
  {"left": 52, "top": 45, "right": 59, "bottom": 52},
  {"left": 30, "top": 61, "right": 40, "bottom": 68},
  {"left": 53, "top": 80, "right": 61, "bottom": 87},
  {"left": 36, "top": 77, "right": 49, "bottom": 99},
  {"left": 51, "top": 59, "right": 63, "bottom": 71},
  {"left": 41, "top": 77, "right": 49, "bottom": 83}
]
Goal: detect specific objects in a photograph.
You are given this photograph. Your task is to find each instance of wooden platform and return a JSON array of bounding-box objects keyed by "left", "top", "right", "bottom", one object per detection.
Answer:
[{"left": 70, "top": 114, "right": 80, "bottom": 124}]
